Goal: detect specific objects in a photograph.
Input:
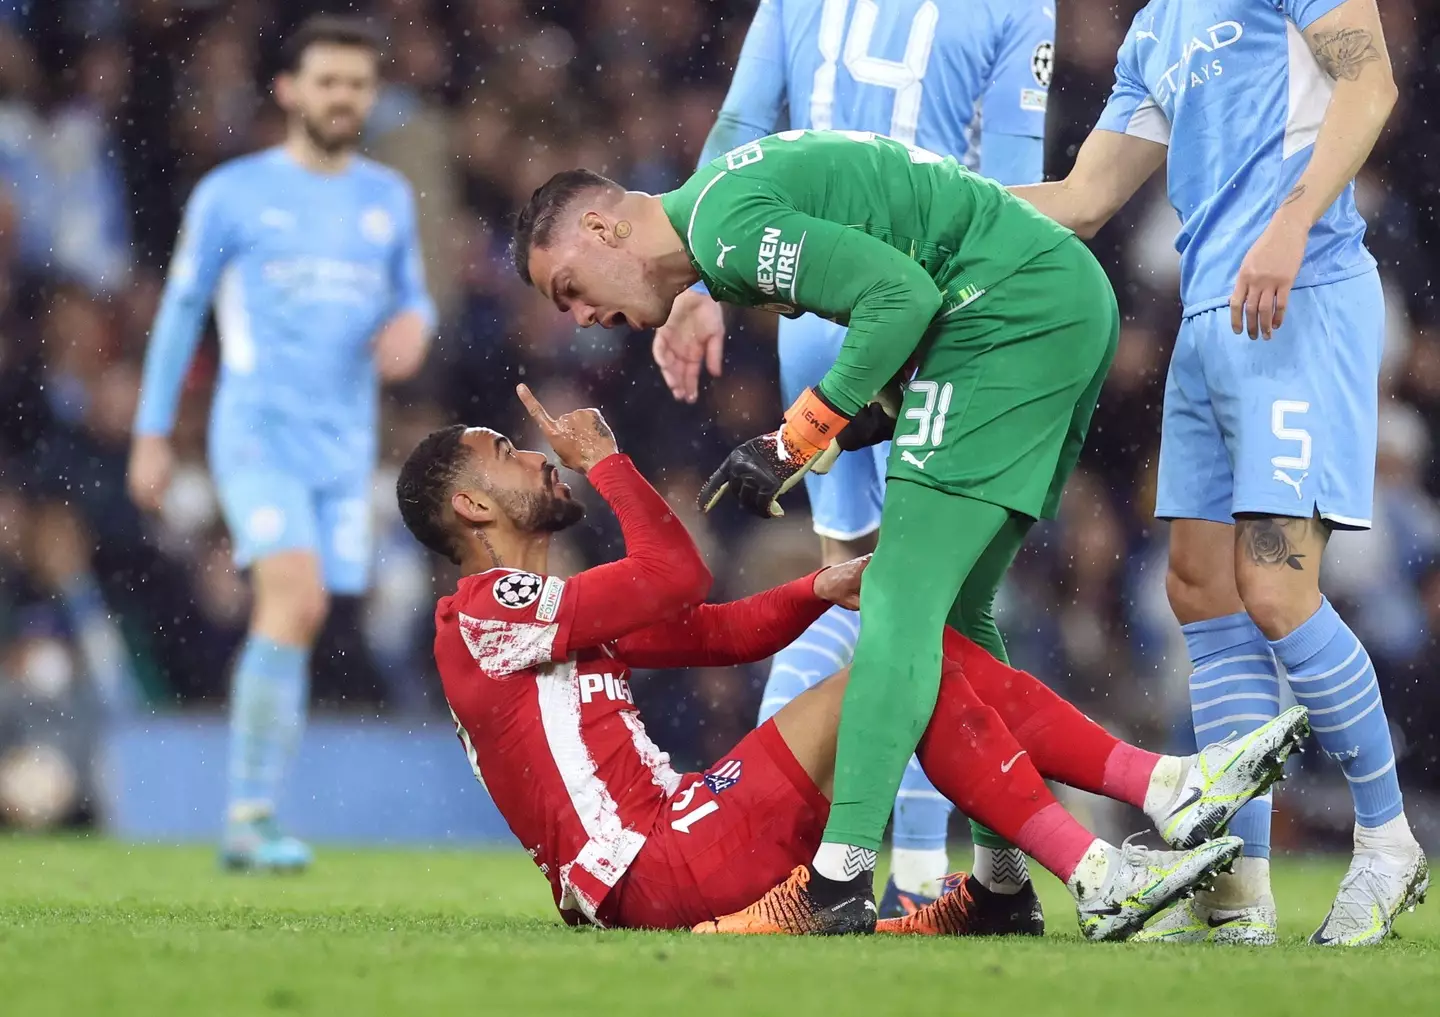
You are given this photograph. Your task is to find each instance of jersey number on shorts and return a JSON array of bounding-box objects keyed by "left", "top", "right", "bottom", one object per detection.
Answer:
[
  {"left": 896, "top": 380, "right": 954, "bottom": 453},
  {"left": 811, "top": 0, "right": 940, "bottom": 145},
  {"left": 670, "top": 780, "right": 719, "bottom": 834},
  {"left": 1270, "top": 400, "right": 1312, "bottom": 499}
]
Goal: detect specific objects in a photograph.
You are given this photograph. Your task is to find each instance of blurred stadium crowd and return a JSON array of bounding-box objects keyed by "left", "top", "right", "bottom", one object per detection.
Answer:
[{"left": 2, "top": 0, "right": 1439, "bottom": 840}]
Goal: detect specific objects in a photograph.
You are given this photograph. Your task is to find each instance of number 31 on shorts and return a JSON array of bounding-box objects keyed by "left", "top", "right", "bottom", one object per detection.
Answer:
[{"left": 896, "top": 380, "right": 953, "bottom": 463}]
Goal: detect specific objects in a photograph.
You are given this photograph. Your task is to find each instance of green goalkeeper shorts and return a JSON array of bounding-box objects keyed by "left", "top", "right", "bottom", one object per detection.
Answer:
[{"left": 886, "top": 235, "right": 1120, "bottom": 520}]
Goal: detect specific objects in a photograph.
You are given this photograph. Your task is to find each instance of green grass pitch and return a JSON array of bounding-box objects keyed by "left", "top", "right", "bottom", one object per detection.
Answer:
[{"left": 1, "top": 838, "right": 1435, "bottom": 1016}]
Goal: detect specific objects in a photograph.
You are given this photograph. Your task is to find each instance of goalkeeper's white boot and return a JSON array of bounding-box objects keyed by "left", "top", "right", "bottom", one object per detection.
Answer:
[
  {"left": 1132, "top": 892, "right": 1278, "bottom": 945},
  {"left": 1311, "top": 820, "right": 1428, "bottom": 947},
  {"left": 1148, "top": 706, "right": 1310, "bottom": 850},
  {"left": 1069, "top": 835, "right": 1243, "bottom": 942}
]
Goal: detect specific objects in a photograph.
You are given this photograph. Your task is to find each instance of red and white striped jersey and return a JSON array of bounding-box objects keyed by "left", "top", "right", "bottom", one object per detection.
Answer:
[
  {"left": 430, "top": 455, "right": 829, "bottom": 925},
  {"left": 435, "top": 567, "right": 685, "bottom": 924}
]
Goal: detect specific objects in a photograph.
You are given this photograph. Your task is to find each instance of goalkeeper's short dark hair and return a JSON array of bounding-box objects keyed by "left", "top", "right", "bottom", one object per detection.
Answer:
[
  {"left": 396, "top": 424, "right": 471, "bottom": 565},
  {"left": 510, "top": 169, "right": 623, "bottom": 286},
  {"left": 280, "top": 14, "right": 384, "bottom": 73}
]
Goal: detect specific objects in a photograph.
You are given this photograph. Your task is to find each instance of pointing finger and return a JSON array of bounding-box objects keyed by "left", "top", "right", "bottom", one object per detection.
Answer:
[{"left": 516, "top": 384, "right": 558, "bottom": 432}]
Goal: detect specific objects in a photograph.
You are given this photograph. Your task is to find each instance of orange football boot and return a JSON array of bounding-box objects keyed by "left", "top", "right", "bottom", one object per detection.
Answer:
[{"left": 692, "top": 865, "right": 878, "bottom": 935}]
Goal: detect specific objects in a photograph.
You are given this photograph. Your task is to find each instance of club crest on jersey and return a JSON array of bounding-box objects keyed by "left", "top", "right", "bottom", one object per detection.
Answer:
[
  {"left": 361, "top": 206, "right": 395, "bottom": 244},
  {"left": 1031, "top": 41, "right": 1054, "bottom": 88},
  {"left": 493, "top": 572, "right": 543, "bottom": 609},
  {"left": 703, "top": 759, "right": 742, "bottom": 795}
]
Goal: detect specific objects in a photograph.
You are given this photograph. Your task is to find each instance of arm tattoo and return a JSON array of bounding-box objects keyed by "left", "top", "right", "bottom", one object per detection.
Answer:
[
  {"left": 1238, "top": 518, "right": 1307, "bottom": 571},
  {"left": 1309, "top": 28, "right": 1380, "bottom": 82},
  {"left": 1281, "top": 184, "right": 1307, "bottom": 207}
]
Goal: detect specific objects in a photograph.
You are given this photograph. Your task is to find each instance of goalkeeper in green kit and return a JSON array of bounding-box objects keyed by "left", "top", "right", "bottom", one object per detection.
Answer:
[{"left": 511, "top": 128, "right": 1119, "bottom": 934}]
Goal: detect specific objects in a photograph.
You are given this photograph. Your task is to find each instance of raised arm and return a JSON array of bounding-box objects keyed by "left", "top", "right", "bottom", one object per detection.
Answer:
[{"left": 515, "top": 387, "right": 714, "bottom": 656}]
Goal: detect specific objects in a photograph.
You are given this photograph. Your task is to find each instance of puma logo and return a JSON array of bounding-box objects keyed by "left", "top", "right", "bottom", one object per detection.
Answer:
[
  {"left": 1272, "top": 469, "right": 1308, "bottom": 500},
  {"left": 716, "top": 237, "right": 737, "bottom": 267},
  {"left": 1000, "top": 751, "right": 1027, "bottom": 774},
  {"left": 901, "top": 450, "right": 935, "bottom": 470}
]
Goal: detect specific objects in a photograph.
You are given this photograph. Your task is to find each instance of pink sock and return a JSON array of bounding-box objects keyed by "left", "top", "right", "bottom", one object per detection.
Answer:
[
  {"left": 1101, "top": 742, "right": 1162, "bottom": 809},
  {"left": 1014, "top": 802, "right": 1100, "bottom": 883}
]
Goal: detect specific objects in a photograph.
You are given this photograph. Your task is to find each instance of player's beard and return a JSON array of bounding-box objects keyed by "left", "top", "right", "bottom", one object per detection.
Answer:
[
  {"left": 502, "top": 488, "right": 585, "bottom": 534},
  {"left": 297, "top": 107, "right": 362, "bottom": 155}
]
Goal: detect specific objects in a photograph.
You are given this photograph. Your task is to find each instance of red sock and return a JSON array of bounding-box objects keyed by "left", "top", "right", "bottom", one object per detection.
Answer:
[
  {"left": 917, "top": 666, "right": 1096, "bottom": 883},
  {"left": 942, "top": 628, "right": 1160, "bottom": 804}
]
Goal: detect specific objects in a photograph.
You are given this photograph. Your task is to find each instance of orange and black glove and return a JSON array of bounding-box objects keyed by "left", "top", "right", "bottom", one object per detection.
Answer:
[{"left": 699, "top": 388, "right": 849, "bottom": 518}]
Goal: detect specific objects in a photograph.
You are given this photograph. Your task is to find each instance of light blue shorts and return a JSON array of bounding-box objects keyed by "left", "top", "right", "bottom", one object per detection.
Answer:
[
  {"left": 214, "top": 469, "right": 373, "bottom": 594},
  {"left": 1155, "top": 270, "right": 1383, "bottom": 529},
  {"left": 778, "top": 313, "right": 889, "bottom": 541}
]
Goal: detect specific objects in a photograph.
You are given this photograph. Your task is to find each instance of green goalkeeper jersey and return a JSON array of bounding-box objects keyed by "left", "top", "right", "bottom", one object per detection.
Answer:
[{"left": 658, "top": 129, "right": 1074, "bottom": 416}]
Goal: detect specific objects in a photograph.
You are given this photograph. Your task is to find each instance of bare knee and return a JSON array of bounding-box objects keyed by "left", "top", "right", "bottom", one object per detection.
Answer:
[
  {"left": 251, "top": 552, "right": 330, "bottom": 646},
  {"left": 1233, "top": 518, "right": 1324, "bottom": 639},
  {"left": 1166, "top": 519, "right": 1244, "bottom": 625},
  {"left": 820, "top": 532, "right": 878, "bottom": 568}
]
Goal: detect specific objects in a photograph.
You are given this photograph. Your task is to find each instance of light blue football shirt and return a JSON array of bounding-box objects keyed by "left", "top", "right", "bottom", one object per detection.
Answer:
[
  {"left": 700, "top": 0, "right": 1055, "bottom": 184},
  {"left": 135, "top": 148, "right": 435, "bottom": 482},
  {"left": 1095, "top": 0, "right": 1374, "bottom": 316}
]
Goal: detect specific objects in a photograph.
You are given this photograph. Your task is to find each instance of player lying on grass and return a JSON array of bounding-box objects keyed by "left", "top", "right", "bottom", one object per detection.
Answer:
[
  {"left": 395, "top": 387, "right": 1309, "bottom": 939},
  {"left": 512, "top": 127, "right": 1121, "bottom": 933}
]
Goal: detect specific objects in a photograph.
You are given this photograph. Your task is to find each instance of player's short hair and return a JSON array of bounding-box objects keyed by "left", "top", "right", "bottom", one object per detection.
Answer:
[
  {"left": 280, "top": 14, "right": 385, "bottom": 73},
  {"left": 396, "top": 423, "right": 471, "bottom": 565},
  {"left": 510, "top": 169, "right": 623, "bottom": 286}
]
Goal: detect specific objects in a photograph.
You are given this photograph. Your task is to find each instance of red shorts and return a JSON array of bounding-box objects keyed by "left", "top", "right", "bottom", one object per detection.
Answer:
[{"left": 601, "top": 720, "right": 830, "bottom": 930}]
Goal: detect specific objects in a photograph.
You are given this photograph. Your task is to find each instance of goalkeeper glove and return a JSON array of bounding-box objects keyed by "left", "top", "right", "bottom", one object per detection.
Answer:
[
  {"left": 699, "top": 388, "right": 849, "bottom": 518},
  {"left": 808, "top": 375, "right": 904, "bottom": 475}
]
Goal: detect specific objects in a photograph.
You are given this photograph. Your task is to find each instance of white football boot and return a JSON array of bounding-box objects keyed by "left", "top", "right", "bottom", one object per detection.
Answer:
[
  {"left": 1311, "top": 824, "right": 1429, "bottom": 947},
  {"left": 1132, "top": 891, "right": 1278, "bottom": 945},
  {"left": 1151, "top": 706, "right": 1310, "bottom": 850},
  {"left": 1071, "top": 835, "right": 1243, "bottom": 942}
]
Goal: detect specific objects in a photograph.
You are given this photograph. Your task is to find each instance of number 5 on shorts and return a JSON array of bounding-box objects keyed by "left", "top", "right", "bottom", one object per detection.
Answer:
[{"left": 897, "top": 380, "right": 954, "bottom": 448}]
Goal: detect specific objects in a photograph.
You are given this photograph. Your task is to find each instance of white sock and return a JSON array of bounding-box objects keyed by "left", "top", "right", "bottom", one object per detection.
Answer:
[
  {"left": 1355, "top": 813, "right": 1420, "bottom": 856},
  {"left": 1141, "top": 755, "right": 1189, "bottom": 821},
  {"left": 1196, "top": 856, "right": 1270, "bottom": 910},
  {"left": 972, "top": 845, "right": 1030, "bottom": 895},
  {"left": 813, "top": 841, "right": 877, "bottom": 882},
  {"left": 891, "top": 847, "right": 948, "bottom": 898},
  {"left": 1064, "top": 838, "right": 1112, "bottom": 900}
]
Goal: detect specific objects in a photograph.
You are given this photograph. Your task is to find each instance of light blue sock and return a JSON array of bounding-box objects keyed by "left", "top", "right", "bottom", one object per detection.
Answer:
[
  {"left": 892, "top": 756, "right": 953, "bottom": 852},
  {"left": 1183, "top": 612, "right": 1281, "bottom": 859},
  {"left": 757, "top": 604, "right": 859, "bottom": 723},
  {"left": 228, "top": 635, "right": 311, "bottom": 815},
  {"left": 1271, "top": 598, "right": 1402, "bottom": 828}
]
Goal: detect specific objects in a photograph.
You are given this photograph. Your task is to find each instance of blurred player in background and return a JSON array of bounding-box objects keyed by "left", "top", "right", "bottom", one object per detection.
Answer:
[
  {"left": 650, "top": 0, "right": 1058, "bottom": 921},
  {"left": 128, "top": 16, "right": 436, "bottom": 871},
  {"left": 1014, "top": 0, "right": 1425, "bottom": 945}
]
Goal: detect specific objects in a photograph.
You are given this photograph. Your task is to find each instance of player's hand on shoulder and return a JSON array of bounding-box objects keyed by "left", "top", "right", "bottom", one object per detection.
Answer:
[
  {"left": 126, "top": 434, "right": 174, "bottom": 513},
  {"left": 813, "top": 554, "right": 870, "bottom": 611},
  {"left": 516, "top": 384, "right": 617, "bottom": 473},
  {"left": 652, "top": 288, "right": 725, "bottom": 404},
  {"left": 1230, "top": 212, "right": 1308, "bottom": 341}
]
